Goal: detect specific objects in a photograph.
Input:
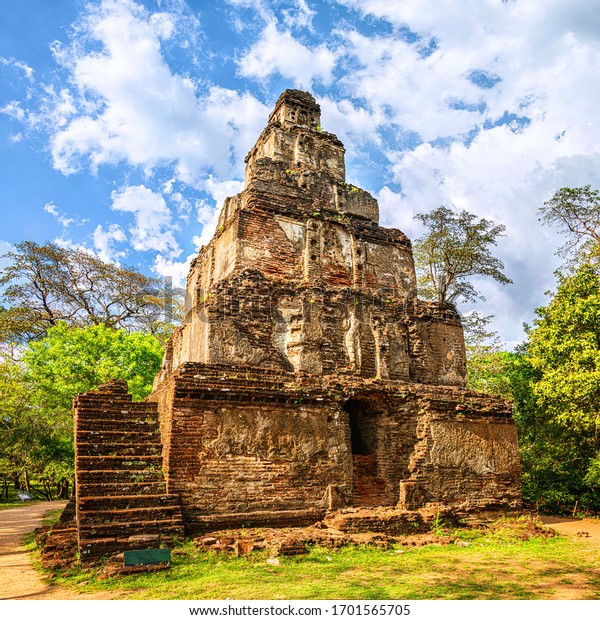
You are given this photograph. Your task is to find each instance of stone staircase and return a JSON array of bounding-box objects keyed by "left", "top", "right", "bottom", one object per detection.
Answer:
[
  {"left": 352, "top": 454, "right": 389, "bottom": 507},
  {"left": 74, "top": 380, "right": 184, "bottom": 564}
]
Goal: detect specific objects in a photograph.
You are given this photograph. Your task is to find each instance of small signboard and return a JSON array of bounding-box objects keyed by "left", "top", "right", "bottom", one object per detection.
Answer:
[{"left": 124, "top": 548, "right": 171, "bottom": 566}]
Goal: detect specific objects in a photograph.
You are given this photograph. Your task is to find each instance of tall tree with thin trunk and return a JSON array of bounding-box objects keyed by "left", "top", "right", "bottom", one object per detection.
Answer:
[
  {"left": 539, "top": 185, "right": 600, "bottom": 258},
  {"left": 413, "top": 206, "right": 512, "bottom": 307}
]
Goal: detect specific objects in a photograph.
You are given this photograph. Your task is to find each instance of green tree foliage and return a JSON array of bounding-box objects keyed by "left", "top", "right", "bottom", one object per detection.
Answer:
[
  {"left": 521, "top": 262, "right": 600, "bottom": 511},
  {"left": 413, "top": 206, "right": 512, "bottom": 307},
  {"left": 528, "top": 263, "right": 600, "bottom": 433},
  {"left": 463, "top": 312, "right": 512, "bottom": 397},
  {"left": 0, "top": 241, "right": 175, "bottom": 342},
  {"left": 464, "top": 338, "right": 594, "bottom": 512},
  {"left": 1, "top": 323, "right": 163, "bottom": 497},
  {"left": 24, "top": 322, "right": 164, "bottom": 409},
  {"left": 0, "top": 355, "right": 73, "bottom": 499}
]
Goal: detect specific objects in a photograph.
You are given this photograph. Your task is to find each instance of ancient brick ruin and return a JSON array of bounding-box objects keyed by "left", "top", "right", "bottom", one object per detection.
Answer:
[{"left": 71, "top": 90, "right": 521, "bottom": 563}]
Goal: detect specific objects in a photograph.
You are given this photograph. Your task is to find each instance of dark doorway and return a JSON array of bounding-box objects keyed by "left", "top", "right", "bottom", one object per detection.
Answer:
[
  {"left": 343, "top": 398, "right": 389, "bottom": 506},
  {"left": 346, "top": 398, "right": 378, "bottom": 455}
]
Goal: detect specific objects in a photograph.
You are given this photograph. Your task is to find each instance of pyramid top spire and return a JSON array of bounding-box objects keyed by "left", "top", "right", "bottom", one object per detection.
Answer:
[{"left": 267, "top": 89, "right": 322, "bottom": 130}]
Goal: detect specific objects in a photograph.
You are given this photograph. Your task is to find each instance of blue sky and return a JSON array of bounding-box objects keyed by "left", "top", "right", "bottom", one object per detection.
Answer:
[{"left": 1, "top": 0, "right": 600, "bottom": 347}]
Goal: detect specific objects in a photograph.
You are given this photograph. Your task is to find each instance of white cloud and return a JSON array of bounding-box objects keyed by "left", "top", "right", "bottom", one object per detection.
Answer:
[
  {"left": 282, "top": 0, "right": 316, "bottom": 30},
  {"left": 0, "top": 101, "right": 26, "bottom": 122},
  {"left": 237, "top": 22, "right": 336, "bottom": 87},
  {"left": 335, "top": 0, "right": 600, "bottom": 145},
  {"left": 92, "top": 223, "right": 127, "bottom": 263},
  {"left": 0, "top": 56, "right": 34, "bottom": 80},
  {"left": 110, "top": 185, "right": 181, "bottom": 259},
  {"left": 153, "top": 252, "right": 196, "bottom": 287},
  {"left": 43, "top": 201, "right": 77, "bottom": 228},
  {"left": 52, "top": 236, "right": 96, "bottom": 254},
  {"left": 318, "top": 96, "right": 382, "bottom": 147},
  {"left": 226, "top": 0, "right": 269, "bottom": 9},
  {"left": 46, "top": 0, "right": 269, "bottom": 184}
]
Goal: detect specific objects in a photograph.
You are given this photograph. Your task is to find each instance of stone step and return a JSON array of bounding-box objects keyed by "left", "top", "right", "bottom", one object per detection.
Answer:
[
  {"left": 77, "top": 469, "right": 164, "bottom": 484},
  {"left": 77, "top": 481, "right": 167, "bottom": 496},
  {"left": 79, "top": 506, "right": 183, "bottom": 526},
  {"left": 180, "top": 362, "right": 291, "bottom": 380},
  {"left": 75, "top": 409, "right": 158, "bottom": 423},
  {"left": 77, "top": 442, "right": 162, "bottom": 457},
  {"left": 77, "top": 430, "right": 161, "bottom": 443},
  {"left": 75, "top": 400, "right": 156, "bottom": 410},
  {"left": 173, "top": 386, "right": 301, "bottom": 403},
  {"left": 41, "top": 526, "right": 78, "bottom": 552},
  {"left": 75, "top": 393, "right": 133, "bottom": 405},
  {"left": 76, "top": 455, "right": 163, "bottom": 471},
  {"left": 185, "top": 376, "right": 288, "bottom": 390},
  {"left": 78, "top": 519, "right": 184, "bottom": 540},
  {"left": 76, "top": 419, "right": 160, "bottom": 432},
  {"left": 78, "top": 494, "right": 180, "bottom": 512}
]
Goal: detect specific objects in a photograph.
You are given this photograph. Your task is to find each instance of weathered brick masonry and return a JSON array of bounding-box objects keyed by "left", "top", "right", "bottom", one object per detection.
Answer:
[
  {"left": 148, "top": 363, "right": 520, "bottom": 533},
  {"left": 71, "top": 90, "right": 521, "bottom": 559}
]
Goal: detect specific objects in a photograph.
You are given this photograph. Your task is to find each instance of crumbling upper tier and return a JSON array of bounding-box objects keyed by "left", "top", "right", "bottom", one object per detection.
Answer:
[{"left": 157, "top": 90, "right": 467, "bottom": 387}]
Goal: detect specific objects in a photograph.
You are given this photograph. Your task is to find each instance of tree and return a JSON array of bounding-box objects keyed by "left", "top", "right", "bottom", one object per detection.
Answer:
[
  {"left": 523, "top": 261, "right": 600, "bottom": 511},
  {"left": 0, "top": 241, "right": 174, "bottom": 342},
  {"left": 413, "top": 206, "right": 512, "bottom": 307},
  {"left": 463, "top": 312, "right": 511, "bottom": 396},
  {"left": 23, "top": 322, "right": 164, "bottom": 411},
  {"left": 539, "top": 185, "right": 600, "bottom": 257},
  {"left": 0, "top": 355, "right": 72, "bottom": 499},
  {"left": 0, "top": 323, "right": 164, "bottom": 499},
  {"left": 527, "top": 262, "right": 600, "bottom": 434}
]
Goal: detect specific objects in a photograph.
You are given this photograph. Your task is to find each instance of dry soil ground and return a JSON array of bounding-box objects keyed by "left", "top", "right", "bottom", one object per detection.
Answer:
[
  {"left": 0, "top": 501, "right": 116, "bottom": 600},
  {"left": 0, "top": 503, "right": 599, "bottom": 600},
  {"left": 540, "top": 514, "right": 600, "bottom": 546}
]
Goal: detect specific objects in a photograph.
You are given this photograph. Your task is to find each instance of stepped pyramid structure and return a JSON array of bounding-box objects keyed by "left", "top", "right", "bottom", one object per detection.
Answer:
[{"left": 71, "top": 90, "right": 521, "bottom": 562}]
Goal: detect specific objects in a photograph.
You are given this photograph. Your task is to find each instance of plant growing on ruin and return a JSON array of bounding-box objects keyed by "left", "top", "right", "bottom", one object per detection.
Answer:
[
  {"left": 430, "top": 509, "right": 445, "bottom": 536},
  {"left": 413, "top": 206, "right": 512, "bottom": 308}
]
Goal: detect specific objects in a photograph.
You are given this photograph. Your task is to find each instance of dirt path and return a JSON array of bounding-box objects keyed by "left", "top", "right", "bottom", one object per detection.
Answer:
[
  {"left": 540, "top": 515, "right": 600, "bottom": 546},
  {"left": 0, "top": 501, "right": 116, "bottom": 600}
]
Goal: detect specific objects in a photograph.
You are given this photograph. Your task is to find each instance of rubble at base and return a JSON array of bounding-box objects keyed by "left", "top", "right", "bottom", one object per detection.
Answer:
[{"left": 36, "top": 510, "right": 556, "bottom": 574}]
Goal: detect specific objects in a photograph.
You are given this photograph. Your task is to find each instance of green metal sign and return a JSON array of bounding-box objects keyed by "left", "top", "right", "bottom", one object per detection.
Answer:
[{"left": 124, "top": 548, "right": 171, "bottom": 566}]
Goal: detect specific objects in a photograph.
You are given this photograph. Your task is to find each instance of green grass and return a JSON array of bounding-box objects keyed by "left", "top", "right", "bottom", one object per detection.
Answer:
[
  {"left": 42, "top": 523, "right": 600, "bottom": 600},
  {"left": 40, "top": 507, "right": 65, "bottom": 525}
]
